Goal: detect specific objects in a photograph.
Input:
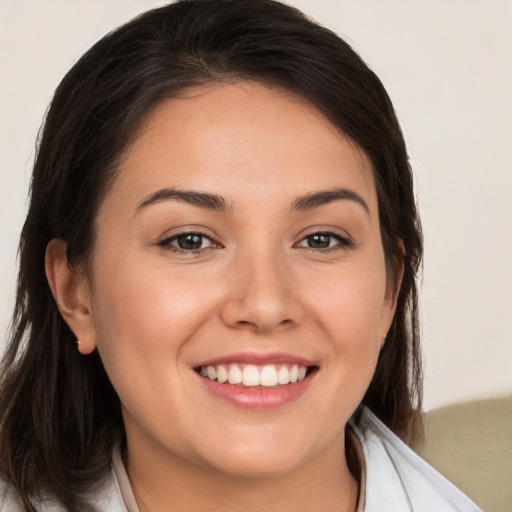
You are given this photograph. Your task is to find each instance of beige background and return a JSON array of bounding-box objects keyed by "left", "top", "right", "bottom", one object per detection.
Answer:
[{"left": 1, "top": 0, "right": 511, "bottom": 411}]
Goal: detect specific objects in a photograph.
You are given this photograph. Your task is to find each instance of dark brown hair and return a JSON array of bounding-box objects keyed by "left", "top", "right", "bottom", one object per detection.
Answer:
[{"left": 0, "top": 1, "right": 422, "bottom": 510}]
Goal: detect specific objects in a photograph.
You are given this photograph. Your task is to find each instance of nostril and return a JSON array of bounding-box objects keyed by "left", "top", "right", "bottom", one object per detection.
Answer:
[{"left": 219, "top": 289, "right": 303, "bottom": 333}]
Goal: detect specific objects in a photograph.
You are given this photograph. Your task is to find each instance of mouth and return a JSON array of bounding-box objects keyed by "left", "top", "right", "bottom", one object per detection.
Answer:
[
  {"left": 193, "top": 353, "right": 319, "bottom": 409},
  {"left": 195, "top": 363, "right": 318, "bottom": 388}
]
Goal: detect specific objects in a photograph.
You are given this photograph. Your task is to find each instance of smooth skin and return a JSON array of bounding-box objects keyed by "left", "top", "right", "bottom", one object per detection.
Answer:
[{"left": 46, "top": 82, "right": 401, "bottom": 512}]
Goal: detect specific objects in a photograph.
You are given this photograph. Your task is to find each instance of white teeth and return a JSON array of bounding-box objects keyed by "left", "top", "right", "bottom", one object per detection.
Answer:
[
  {"left": 216, "top": 365, "right": 228, "bottom": 383},
  {"left": 207, "top": 366, "right": 216, "bottom": 380},
  {"left": 199, "top": 363, "right": 311, "bottom": 387},
  {"left": 260, "top": 365, "right": 278, "bottom": 387},
  {"left": 242, "top": 365, "right": 260, "bottom": 386},
  {"left": 289, "top": 364, "right": 299, "bottom": 383},
  {"left": 277, "top": 366, "right": 290, "bottom": 385},
  {"left": 228, "top": 364, "right": 242, "bottom": 384}
]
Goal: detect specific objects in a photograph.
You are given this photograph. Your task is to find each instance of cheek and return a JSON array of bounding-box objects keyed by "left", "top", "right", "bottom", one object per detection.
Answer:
[
  {"left": 308, "top": 262, "right": 388, "bottom": 338},
  {"left": 296, "top": 263, "right": 387, "bottom": 442},
  {"left": 88, "top": 261, "right": 220, "bottom": 379},
  {"left": 305, "top": 260, "right": 387, "bottom": 393},
  {"left": 87, "top": 262, "right": 221, "bottom": 434}
]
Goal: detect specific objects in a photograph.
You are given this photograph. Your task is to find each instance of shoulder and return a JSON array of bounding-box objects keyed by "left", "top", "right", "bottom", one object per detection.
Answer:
[
  {"left": 0, "top": 481, "right": 64, "bottom": 512},
  {"left": 0, "top": 481, "right": 25, "bottom": 512},
  {"left": 350, "top": 408, "right": 482, "bottom": 512},
  {"left": 0, "top": 478, "right": 71, "bottom": 512},
  {"left": 0, "top": 468, "right": 127, "bottom": 512}
]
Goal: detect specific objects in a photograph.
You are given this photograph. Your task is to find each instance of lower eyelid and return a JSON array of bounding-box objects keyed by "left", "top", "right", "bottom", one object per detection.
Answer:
[
  {"left": 158, "top": 232, "right": 218, "bottom": 250},
  {"left": 296, "top": 232, "right": 352, "bottom": 249}
]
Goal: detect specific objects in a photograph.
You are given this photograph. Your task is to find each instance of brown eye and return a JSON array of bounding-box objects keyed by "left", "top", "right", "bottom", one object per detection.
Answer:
[
  {"left": 176, "top": 234, "right": 204, "bottom": 250},
  {"left": 160, "top": 232, "right": 216, "bottom": 251},
  {"left": 306, "top": 233, "right": 332, "bottom": 249},
  {"left": 296, "top": 232, "right": 351, "bottom": 250}
]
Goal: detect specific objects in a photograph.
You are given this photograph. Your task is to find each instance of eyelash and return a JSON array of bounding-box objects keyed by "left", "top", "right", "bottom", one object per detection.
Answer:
[
  {"left": 158, "top": 230, "right": 352, "bottom": 254},
  {"left": 294, "top": 232, "right": 353, "bottom": 252},
  {"left": 158, "top": 232, "right": 220, "bottom": 253}
]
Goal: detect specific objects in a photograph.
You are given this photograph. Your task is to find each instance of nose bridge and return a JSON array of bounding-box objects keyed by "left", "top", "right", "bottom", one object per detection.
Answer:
[{"left": 220, "top": 241, "right": 301, "bottom": 332}]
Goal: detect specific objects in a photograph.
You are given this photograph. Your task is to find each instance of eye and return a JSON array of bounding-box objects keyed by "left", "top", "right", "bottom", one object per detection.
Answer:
[
  {"left": 160, "top": 232, "right": 217, "bottom": 252},
  {"left": 296, "top": 232, "right": 351, "bottom": 250}
]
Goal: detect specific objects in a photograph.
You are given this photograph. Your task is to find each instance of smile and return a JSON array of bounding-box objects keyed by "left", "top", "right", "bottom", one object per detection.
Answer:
[
  {"left": 194, "top": 354, "right": 319, "bottom": 409},
  {"left": 197, "top": 363, "right": 311, "bottom": 387}
]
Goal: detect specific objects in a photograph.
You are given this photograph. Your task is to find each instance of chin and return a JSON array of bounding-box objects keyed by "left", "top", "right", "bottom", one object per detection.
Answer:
[
  {"left": 203, "top": 449, "right": 308, "bottom": 479},
  {"left": 193, "top": 426, "right": 329, "bottom": 479}
]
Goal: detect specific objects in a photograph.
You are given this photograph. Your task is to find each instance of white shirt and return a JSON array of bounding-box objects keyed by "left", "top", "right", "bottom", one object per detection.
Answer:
[
  {"left": 0, "top": 408, "right": 482, "bottom": 511},
  {"left": 351, "top": 408, "right": 482, "bottom": 512}
]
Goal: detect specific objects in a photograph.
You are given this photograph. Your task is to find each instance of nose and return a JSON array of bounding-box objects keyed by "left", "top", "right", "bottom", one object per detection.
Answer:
[{"left": 219, "top": 249, "right": 304, "bottom": 334}]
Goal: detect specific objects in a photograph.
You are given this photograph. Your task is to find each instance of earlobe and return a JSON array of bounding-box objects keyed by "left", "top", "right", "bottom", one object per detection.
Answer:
[{"left": 45, "top": 239, "right": 96, "bottom": 354}]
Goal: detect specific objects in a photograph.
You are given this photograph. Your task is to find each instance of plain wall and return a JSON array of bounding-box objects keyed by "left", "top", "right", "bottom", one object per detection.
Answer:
[{"left": 1, "top": 0, "right": 511, "bottom": 411}]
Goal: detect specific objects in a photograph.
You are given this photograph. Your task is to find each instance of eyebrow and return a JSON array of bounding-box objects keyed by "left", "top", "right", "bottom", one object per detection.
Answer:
[
  {"left": 136, "top": 188, "right": 229, "bottom": 213},
  {"left": 135, "top": 186, "right": 369, "bottom": 215},
  {"left": 291, "top": 188, "right": 370, "bottom": 214}
]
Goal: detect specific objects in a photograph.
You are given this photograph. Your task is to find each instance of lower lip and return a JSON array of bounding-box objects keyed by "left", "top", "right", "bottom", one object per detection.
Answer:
[{"left": 197, "top": 372, "right": 316, "bottom": 410}]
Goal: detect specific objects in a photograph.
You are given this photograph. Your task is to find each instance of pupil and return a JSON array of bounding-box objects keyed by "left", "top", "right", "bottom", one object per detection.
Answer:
[
  {"left": 178, "top": 234, "right": 202, "bottom": 250},
  {"left": 308, "top": 234, "right": 330, "bottom": 248}
]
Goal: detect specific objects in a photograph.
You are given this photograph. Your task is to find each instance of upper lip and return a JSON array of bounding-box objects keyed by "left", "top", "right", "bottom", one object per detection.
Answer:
[{"left": 194, "top": 351, "right": 317, "bottom": 368}]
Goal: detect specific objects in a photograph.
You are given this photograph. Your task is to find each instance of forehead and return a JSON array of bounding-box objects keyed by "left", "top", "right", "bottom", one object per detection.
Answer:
[{"left": 108, "top": 81, "right": 377, "bottom": 214}]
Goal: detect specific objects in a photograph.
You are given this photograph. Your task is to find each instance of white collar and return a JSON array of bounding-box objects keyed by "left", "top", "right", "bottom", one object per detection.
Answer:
[{"left": 349, "top": 408, "right": 482, "bottom": 512}]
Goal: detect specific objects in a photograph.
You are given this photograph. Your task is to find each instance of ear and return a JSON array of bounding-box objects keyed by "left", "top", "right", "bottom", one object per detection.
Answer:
[
  {"left": 45, "top": 239, "right": 97, "bottom": 354},
  {"left": 381, "top": 239, "right": 405, "bottom": 344}
]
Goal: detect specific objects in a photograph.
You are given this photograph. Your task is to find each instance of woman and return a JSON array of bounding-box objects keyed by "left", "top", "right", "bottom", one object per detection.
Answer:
[{"left": 0, "top": 1, "right": 480, "bottom": 511}]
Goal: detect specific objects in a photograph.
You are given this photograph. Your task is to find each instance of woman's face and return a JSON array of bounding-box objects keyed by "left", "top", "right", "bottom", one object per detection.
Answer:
[{"left": 81, "top": 82, "right": 397, "bottom": 476}]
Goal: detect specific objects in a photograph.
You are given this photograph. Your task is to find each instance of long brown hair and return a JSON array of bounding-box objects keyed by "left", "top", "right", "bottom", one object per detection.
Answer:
[{"left": 0, "top": 1, "right": 423, "bottom": 510}]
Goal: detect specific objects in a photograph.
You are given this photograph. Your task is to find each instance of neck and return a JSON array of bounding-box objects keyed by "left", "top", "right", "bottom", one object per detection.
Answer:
[{"left": 125, "top": 431, "right": 359, "bottom": 512}]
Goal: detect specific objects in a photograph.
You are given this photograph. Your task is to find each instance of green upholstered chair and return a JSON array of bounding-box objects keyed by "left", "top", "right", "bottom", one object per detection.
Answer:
[{"left": 412, "top": 394, "right": 512, "bottom": 512}]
